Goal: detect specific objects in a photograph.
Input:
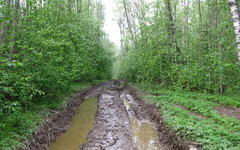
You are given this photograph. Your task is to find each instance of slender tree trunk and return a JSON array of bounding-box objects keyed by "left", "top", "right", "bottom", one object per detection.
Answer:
[
  {"left": 198, "top": 0, "right": 203, "bottom": 65},
  {"left": 0, "top": 0, "right": 11, "bottom": 57},
  {"left": 121, "top": 21, "right": 128, "bottom": 54},
  {"left": 208, "top": 1, "right": 212, "bottom": 91},
  {"left": 77, "top": 0, "right": 82, "bottom": 14},
  {"left": 122, "top": 0, "right": 136, "bottom": 47},
  {"left": 218, "top": 1, "right": 223, "bottom": 96},
  {"left": 165, "top": 0, "right": 180, "bottom": 64},
  {"left": 9, "top": 0, "right": 20, "bottom": 61},
  {"left": 174, "top": 0, "right": 178, "bottom": 64},
  {"left": 25, "top": 0, "right": 30, "bottom": 17},
  {"left": 87, "top": 0, "right": 91, "bottom": 16},
  {"left": 68, "top": 0, "right": 72, "bottom": 13},
  {"left": 185, "top": 0, "right": 190, "bottom": 65},
  {"left": 184, "top": 0, "right": 190, "bottom": 88},
  {"left": 119, "top": 19, "right": 124, "bottom": 61},
  {"left": 219, "top": 37, "right": 223, "bottom": 95},
  {"left": 228, "top": 0, "right": 240, "bottom": 67}
]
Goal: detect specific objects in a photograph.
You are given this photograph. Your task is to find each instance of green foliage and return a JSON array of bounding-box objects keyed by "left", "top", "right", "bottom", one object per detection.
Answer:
[
  {"left": 0, "top": 0, "right": 114, "bottom": 108},
  {"left": 144, "top": 88, "right": 240, "bottom": 150},
  {"left": 117, "top": 0, "right": 240, "bottom": 96},
  {"left": 0, "top": 111, "right": 45, "bottom": 149}
]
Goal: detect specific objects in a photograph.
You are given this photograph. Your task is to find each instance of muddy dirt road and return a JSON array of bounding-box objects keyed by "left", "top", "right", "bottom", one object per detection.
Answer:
[
  {"left": 19, "top": 81, "right": 190, "bottom": 150},
  {"left": 81, "top": 83, "right": 135, "bottom": 150}
]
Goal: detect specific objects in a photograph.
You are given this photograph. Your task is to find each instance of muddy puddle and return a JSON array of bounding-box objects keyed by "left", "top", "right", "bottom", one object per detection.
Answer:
[
  {"left": 123, "top": 98, "right": 164, "bottom": 150},
  {"left": 48, "top": 98, "right": 97, "bottom": 150},
  {"left": 132, "top": 119, "right": 164, "bottom": 150}
]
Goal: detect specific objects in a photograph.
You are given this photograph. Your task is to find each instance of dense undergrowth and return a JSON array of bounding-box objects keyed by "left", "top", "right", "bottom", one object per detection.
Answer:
[{"left": 133, "top": 83, "right": 240, "bottom": 150}]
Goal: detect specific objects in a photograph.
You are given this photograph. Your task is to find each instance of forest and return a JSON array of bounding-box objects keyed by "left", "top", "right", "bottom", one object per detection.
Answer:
[
  {"left": 117, "top": 0, "right": 240, "bottom": 95},
  {"left": 0, "top": 0, "right": 240, "bottom": 150}
]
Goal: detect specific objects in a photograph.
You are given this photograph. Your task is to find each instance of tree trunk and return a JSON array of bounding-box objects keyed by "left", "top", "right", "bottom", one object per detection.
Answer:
[
  {"left": 185, "top": 0, "right": 190, "bottom": 65},
  {"left": 198, "top": 0, "right": 203, "bottom": 65},
  {"left": 77, "top": 0, "right": 82, "bottom": 13},
  {"left": 9, "top": 0, "right": 20, "bottom": 61},
  {"left": 208, "top": 1, "right": 212, "bottom": 91},
  {"left": 228, "top": 0, "right": 240, "bottom": 67},
  {"left": 0, "top": 0, "right": 11, "bottom": 57},
  {"left": 118, "top": 19, "right": 124, "bottom": 61},
  {"left": 68, "top": 0, "right": 72, "bottom": 13},
  {"left": 165, "top": 0, "right": 180, "bottom": 63},
  {"left": 122, "top": 0, "right": 136, "bottom": 47},
  {"left": 218, "top": 0, "right": 223, "bottom": 96}
]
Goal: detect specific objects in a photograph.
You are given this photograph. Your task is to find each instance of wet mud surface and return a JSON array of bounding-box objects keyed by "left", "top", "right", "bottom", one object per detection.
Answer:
[
  {"left": 81, "top": 86, "right": 135, "bottom": 150},
  {"left": 18, "top": 81, "right": 192, "bottom": 150}
]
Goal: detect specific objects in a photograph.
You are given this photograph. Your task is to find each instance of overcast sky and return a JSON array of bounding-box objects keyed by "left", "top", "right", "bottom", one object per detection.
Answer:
[{"left": 101, "top": 0, "right": 121, "bottom": 47}]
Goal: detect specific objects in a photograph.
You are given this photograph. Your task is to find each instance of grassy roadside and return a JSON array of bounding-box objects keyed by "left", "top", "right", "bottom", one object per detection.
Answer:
[
  {"left": 0, "top": 82, "right": 93, "bottom": 150},
  {"left": 132, "top": 83, "right": 240, "bottom": 150}
]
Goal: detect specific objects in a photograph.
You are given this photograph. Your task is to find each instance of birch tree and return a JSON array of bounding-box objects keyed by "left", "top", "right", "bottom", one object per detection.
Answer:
[{"left": 228, "top": 0, "right": 240, "bottom": 67}]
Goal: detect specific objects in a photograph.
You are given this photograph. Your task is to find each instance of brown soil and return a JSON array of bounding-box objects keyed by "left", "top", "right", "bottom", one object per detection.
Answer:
[
  {"left": 213, "top": 106, "right": 240, "bottom": 121},
  {"left": 18, "top": 80, "right": 196, "bottom": 150}
]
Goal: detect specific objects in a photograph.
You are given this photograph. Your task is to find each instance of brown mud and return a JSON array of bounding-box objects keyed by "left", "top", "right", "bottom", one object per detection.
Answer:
[
  {"left": 213, "top": 106, "right": 240, "bottom": 121},
  {"left": 18, "top": 81, "right": 194, "bottom": 150}
]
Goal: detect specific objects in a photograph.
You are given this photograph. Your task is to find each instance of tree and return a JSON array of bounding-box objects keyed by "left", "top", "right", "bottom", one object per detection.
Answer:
[
  {"left": 228, "top": 0, "right": 240, "bottom": 67},
  {"left": 0, "top": 0, "right": 11, "bottom": 57},
  {"left": 9, "top": 0, "right": 20, "bottom": 61},
  {"left": 165, "top": 0, "right": 180, "bottom": 59},
  {"left": 117, "top": 0, "right": 240, "bottom": 95},
  {"left": 122, "top": 0, "right": 137, "bottom": 47}
]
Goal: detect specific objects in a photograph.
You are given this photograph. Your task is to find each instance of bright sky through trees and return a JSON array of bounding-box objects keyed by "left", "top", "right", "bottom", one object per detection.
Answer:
[{"left": 102, "top": 0, "right": 121, "bottom": 47}]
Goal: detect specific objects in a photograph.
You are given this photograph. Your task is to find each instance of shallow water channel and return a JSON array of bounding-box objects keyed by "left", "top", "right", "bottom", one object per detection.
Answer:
[{"left": 49, "top": 98, "right": 97, "bottom": 150}]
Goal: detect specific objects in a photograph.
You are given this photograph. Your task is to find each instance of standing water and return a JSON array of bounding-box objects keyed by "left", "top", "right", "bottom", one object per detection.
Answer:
[
  {"left": 131, "top": 119, "right": 164, "bottom": 150},
  {"left": 49, "top": 98, "right": 97, "bottom": 150},
  {"left": 123, "top": 98, "right": 164, "bottom": 150}
]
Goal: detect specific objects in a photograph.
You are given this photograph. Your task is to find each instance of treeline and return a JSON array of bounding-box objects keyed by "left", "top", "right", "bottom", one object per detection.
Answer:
[
  {"left": 117, "top": 0, "right": 240, "bottom": 96},
  {"left": 0, "top": 0, "right": 113, "bottom": 114}
]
